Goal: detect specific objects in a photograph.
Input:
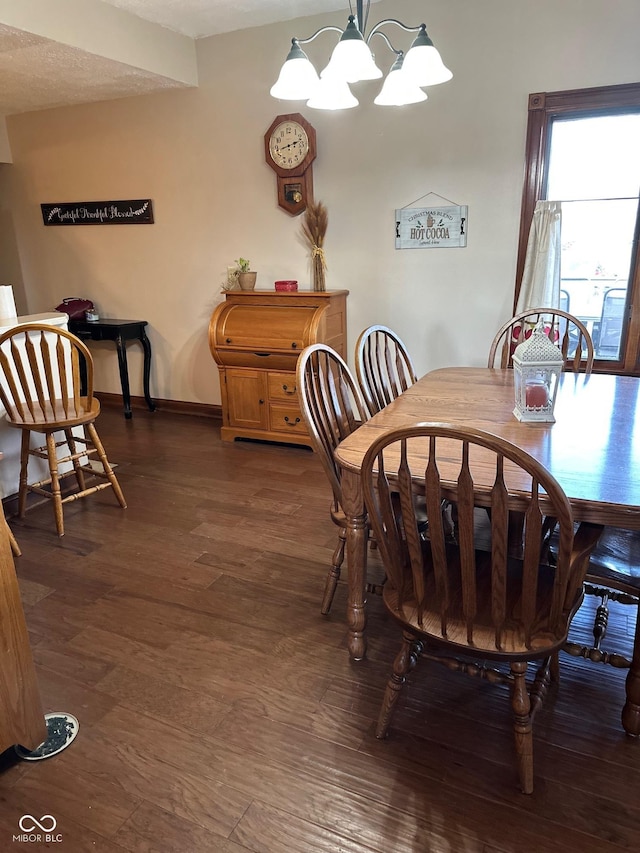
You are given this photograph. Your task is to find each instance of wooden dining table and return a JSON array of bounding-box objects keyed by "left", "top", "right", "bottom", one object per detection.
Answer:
[{"left": 335, "top": 366, "right": 640, "bottom": 725}]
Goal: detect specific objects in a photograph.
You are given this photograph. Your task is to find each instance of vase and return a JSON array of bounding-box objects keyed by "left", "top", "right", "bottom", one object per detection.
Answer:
[
  {"left": 238, "top": 271, "right": 257, "bottom": 291},
  {"left": 312, "top": 251, "right": 325, "bottom": 292}
]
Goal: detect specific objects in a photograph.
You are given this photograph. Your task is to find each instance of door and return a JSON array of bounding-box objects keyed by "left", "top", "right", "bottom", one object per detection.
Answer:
[{"left": 225, "top": 369, "right": 268, "bottom": 430}]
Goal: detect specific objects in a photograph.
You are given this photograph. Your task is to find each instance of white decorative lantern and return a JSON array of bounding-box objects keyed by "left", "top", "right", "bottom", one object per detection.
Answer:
[{"left": 512, "top": 320, "right": 564, "bottom": 422}]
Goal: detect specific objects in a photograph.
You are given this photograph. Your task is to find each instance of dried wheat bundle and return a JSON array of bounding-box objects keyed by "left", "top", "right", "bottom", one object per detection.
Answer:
[{"left": 301, "top": 201, "right": 328, "bottom": 291}]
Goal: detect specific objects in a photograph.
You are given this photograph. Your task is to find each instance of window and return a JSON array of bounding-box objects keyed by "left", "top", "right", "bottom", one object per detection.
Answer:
[{"left": 516, "top": 83, "right": 640, "bottom": 373}]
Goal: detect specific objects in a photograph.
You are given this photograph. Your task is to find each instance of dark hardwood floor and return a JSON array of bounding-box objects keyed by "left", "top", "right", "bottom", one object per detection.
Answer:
[{"left": 0, "top": 406, "right": 638, "bottom": 852}]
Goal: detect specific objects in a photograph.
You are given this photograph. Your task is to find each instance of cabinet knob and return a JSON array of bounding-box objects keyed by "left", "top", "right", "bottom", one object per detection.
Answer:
[
  {"left": 225, "top": 337, "right": 232, "bottom": 344},
  {"left": 291, "top": 342, "right": 297, "bottom": 349},
  {"left": 282, "top": 384, "right": 297, "bottom": 395},
  {"left": 284, "top": 416, "right": 301, "bottom": 426},
  {"left": 259, "top": 399, "right": 265, "bottom": 405}
]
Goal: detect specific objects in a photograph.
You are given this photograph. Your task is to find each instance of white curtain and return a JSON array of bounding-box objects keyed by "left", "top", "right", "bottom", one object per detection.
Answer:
[{"left": 516, "top": 200, "right": 562, "bottom": 312}]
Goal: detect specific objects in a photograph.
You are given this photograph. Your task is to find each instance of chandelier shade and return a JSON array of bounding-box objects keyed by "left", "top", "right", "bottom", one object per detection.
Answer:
[
  {"left": 270, "top": 2, "right": 452, "bottom": 110},
  {"left": 269, "top": 41, "right": 320, "bottom": 101},
  {"left": 320, "top": 17, "right": 382, "bottom": 83},
  {"left": 373, "top": 55, "right": 428, "bottom": 107},
  {"left": 402, "top": 25, "right": 453, "bottom": 87},
  {"left": 307, "top": 76, "right": 359, "bottom": 111}
]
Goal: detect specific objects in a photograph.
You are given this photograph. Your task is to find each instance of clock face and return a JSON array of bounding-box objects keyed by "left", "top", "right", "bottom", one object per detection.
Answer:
[{"left": 269, "top": 121, "right": 310, "bottom": 170}]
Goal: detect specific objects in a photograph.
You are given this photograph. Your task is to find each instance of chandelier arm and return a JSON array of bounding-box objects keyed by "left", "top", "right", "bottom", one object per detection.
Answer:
[
  {"left": 365, "top": 19, "right": 425, "bottom": 45},
  {"left": 293, "top": 26, "right": 344, "bottom": 47},
  {"left": 368, "top": 30, "right": 403, "bottom": 58}
]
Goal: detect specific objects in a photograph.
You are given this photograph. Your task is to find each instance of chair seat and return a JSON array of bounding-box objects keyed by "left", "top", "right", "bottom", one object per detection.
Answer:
[
  {"left": 5, "top": 397, "right": 100, "bottom": 430},
  {"left": 585, "top": 527, "right": 640, "bottom": 594}
]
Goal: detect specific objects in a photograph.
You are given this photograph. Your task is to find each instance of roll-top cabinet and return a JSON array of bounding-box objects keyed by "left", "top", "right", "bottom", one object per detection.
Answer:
[{"left": 209, "top": 290, "right": 348, "bottom": 446}]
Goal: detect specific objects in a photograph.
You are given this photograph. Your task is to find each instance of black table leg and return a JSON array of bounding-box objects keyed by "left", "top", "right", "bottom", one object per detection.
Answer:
[
  {"left": 68, "top": 319, "right": 155, "bottom": 420},
  {"left": 140, "top": 329, "right": 156, "bottom": 412},
  {"left": 78, "top": 350, "right": 88, "bottom": 397},
  {"left": 115, "top": 334, "right": 133, "bottom": 419}
]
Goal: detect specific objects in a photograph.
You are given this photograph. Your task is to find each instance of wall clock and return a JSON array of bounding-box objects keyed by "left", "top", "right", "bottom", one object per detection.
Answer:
[{"left": 264, "top": 113, "right": 316, "bottom": 216}]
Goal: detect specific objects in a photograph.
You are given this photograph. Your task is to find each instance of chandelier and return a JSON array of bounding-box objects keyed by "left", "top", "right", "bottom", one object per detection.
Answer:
[{"left": 270, "top": 1, "right": 452, "bottom": 109}]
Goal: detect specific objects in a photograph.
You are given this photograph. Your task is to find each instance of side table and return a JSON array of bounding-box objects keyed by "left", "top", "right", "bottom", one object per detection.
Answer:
[{"left": 69, "top": 318, "right": 156, "bottom": 419}]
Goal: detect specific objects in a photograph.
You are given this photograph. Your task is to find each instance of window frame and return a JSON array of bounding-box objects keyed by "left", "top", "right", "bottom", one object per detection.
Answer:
[{"left": 515, "top": 82, "right": 640, "bottom": 374}]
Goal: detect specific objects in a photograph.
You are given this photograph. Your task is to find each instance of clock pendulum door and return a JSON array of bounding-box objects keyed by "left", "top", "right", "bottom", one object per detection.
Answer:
[{"left": 280, "top": 170, "right": 314, "bottom": 213}]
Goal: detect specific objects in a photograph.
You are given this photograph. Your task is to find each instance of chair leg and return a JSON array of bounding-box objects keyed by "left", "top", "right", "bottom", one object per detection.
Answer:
[
  {"left": 18, "top": 430, "right": 30, "bottom": 519},
  {"left": 4, "top": 515, "right": 21, "bottom": 557},
  {"left": 549, "top": 651, "right": 560, "bottom": 683},
  {"left": 322, "top": 528, "right": 345, "bottom": 615},
  {"left": 44, "top": 432, "right": 64, "bottom": 537},
  {"left": 622, "top": 601, "right": 640, "bottom": 737},
  {"left": 65, "top": 428, "right": 86, "bottom": 493},
  {"left": 86, "top": 423, "right": 127, "bottom": 508},
  {"left": 376, "top": 632, "right": 422, "bottom": 739},
  {"left": 511, "top": 660, "right": 534, "bottom": 794}
]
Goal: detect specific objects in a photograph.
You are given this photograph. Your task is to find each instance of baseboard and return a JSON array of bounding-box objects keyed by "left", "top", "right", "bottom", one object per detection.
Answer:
[{"left": 96, "top": 392, "right": 222, "bottom": 420}]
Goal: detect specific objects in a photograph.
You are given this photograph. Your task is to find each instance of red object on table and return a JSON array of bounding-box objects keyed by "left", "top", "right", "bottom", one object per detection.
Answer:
[
  {"left": 525, "top": 382, "right": 549, "bottom": 407},
  {"left": 274, "top": 280, "right": 298, "bottom": 292}
]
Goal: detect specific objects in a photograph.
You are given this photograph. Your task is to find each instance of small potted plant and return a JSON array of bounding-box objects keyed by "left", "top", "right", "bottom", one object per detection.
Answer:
[{"left": 235, "top": 257, "right": 257, "bottom": 291}]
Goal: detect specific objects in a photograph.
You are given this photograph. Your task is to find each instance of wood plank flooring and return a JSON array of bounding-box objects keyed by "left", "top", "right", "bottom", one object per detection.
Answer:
[{"left": 0, "top": 406, "right": 639, "bottom": 852}]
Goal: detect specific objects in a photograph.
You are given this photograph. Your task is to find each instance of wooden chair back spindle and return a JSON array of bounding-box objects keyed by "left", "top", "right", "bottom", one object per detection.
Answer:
[
  {"left": 297, "top": 344, "right": 369, "bottom": 507},
  {"left": 362, "top": 424, "right": 583, "bottom": 653},
  {"left": 0, "top": 325, "right": 93, "bottom": 424},
  {"left": 355, "top": 325, "right": 418, "bottom": 415},
  {"left": 488, "top": 308, "right": 594, "bottom": 373}
]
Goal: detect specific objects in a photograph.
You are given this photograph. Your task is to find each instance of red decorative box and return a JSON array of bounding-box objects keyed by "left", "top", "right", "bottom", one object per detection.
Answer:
[{"left": 274, "top": 280, "right": 298, "bottom": 292}]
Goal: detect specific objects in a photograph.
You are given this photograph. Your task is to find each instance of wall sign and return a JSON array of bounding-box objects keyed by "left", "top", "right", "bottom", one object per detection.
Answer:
[
  {"left": 41, "top": 199, "right": 154, "bottom": 226},
  {"left": 395, "top": 204, "right": 467, "bottom": 249}
]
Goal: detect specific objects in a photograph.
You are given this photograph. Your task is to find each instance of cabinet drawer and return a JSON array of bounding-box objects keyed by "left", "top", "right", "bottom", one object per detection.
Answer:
[
  {"left": 267, "top": 372, "right": 299, "bottom": 401},
  {"left": 269, "top": 403, "right": 307, "bottom": 435},
  {"left": 217, "top": 350, "right": 298, "bottom": 370}
]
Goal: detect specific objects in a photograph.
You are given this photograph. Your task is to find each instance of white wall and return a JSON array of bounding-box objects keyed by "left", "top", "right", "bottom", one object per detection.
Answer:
[{"left": 0, "top": 0, "right": 639, "bottom": 404}]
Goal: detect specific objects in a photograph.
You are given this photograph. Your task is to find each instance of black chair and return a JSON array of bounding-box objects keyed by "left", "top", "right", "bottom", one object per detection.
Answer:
[
  {"left": 562, "top": 527, "right": 640, "bottom": 736},
  {"left": 595, "top": 288, "right": 626, "bottom": 358}
]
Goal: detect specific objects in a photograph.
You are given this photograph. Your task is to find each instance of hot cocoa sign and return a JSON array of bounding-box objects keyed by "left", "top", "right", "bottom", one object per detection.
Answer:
[{"left": 395, "top": 204, "right": 467, "bottom": 249}]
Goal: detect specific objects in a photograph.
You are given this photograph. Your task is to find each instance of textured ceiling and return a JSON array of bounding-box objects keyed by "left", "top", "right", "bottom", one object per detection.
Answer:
[
  {"left": 0, "top": 1, "right": 378, "bottom": 116},
  {"left": 0, "top": 23, "right": 185, "bottom": 116}
]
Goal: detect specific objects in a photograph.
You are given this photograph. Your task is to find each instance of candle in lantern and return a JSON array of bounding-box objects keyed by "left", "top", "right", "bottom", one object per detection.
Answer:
[{"left": 525, "top": 381, "right": 549, "bottom": 408}]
